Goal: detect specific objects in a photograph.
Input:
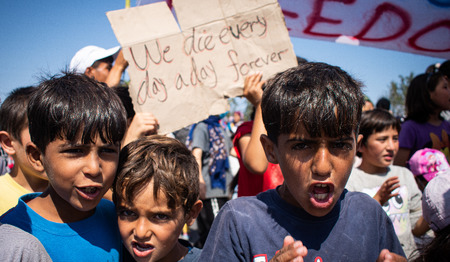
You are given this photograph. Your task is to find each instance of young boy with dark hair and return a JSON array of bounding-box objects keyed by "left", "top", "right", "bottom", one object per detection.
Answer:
[
  {"left": 0, "top": 73, "right": 127, "bottom": 261},
  {"left": 199, "top": 62, "right": 406, "bottom": 261},
  {"left": 346, "top": 109, "right": 422, "bottom": 259},
  {"left": 0, "top": 86, "right": 48, "bottom": 215},
  {"left": 113, "top": 135, "right": 203, "bottom": 262}
]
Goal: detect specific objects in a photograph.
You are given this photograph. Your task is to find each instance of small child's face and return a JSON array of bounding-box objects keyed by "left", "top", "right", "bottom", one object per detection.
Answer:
[
  {"left": 116, "top": 180, "right": 196, "bottom": 262},
  {"left": 261, "top": 125, "right": 359, "bottom": 217},
  {"left": 360, "top": 127, "right": 399, "bottom": 173},
  {"left": 42, "top": 135, "right": 119, "bottom": 213}
]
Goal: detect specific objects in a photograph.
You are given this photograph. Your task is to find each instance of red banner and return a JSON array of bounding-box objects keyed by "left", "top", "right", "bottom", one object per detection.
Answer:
[{"left": 137, "top": 0, "right": 450, "bottom": 59}]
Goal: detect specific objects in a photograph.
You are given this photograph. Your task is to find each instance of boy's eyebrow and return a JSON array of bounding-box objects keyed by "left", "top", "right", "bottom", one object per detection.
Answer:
[{"left": 286, "top": 136, "right": 354, "bottom": 143}]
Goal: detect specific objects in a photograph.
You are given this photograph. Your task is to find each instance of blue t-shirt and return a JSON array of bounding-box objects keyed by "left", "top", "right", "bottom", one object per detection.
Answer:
[
  {"left": 200, "top": 189, "right": 405, "bottom": 261},
  {"left": 0, "top": 193, "right": 122, "bottom": 261}
]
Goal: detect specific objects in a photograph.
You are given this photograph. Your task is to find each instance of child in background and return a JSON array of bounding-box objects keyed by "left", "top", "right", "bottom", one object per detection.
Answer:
[
  {"left": 412, "top": 169, "right": 450, "bottom": 261},
  {"left": 113, "top": 136, "right": 203, "bottom": 262},
  {"left": 233, "top": 73, "right": 283, "bottom": 197},
  {"left": 346, "top": 109, "right": 422, "bottom": 259},
  {"left": 0, "top": 73, "right": 127, "bottom": 261},
  {"left": 394, "top": 71, "right": 450, "bottom": 167},
  {"left": 200, "top": 62, "right": 405, "bottom": 261},
  {"left": 0, "top": 86, "right": 48, "bottom": 215},
  {"left": 408, "top": 148, "right": 450, "bottom": 191},
  {"left": 408, "top": 148, "right": 449, "bottom": 247}
]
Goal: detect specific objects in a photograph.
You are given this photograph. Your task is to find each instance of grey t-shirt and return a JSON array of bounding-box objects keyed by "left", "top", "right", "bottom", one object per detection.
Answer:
[
  {"left": 346, "top": 166, "right": 422, "bottom": 259},
  {"left": 0, "top": 222, "right": 52, "bottom": 262},
  {"left": 191, "top": 122, "right": 233, "bottom": 199}
]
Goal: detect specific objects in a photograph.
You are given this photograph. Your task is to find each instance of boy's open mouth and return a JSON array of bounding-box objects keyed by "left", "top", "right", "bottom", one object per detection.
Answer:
[
  {"left": 309, "top": 183, "right": 334, "bottom": 206},
  {"left": 132, "top": 242, "right": 154, "bottom": 257},
  {"left": 76, "top": 186, "right": 101, "bottom": 200}
]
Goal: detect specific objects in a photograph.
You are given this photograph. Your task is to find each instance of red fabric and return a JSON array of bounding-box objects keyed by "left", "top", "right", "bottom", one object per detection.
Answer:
[{"left": 233, "top": 121, "right": 283, "bottom": 197}]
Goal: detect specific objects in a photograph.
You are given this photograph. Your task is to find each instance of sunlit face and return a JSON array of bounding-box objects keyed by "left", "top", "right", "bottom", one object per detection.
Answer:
[
  {"left": 42, "top": 135, "right": 119, "bottom": 216},
  {"left": 261, "top": 125, "right": 359, "bottom": 217},
  {"left": 362, "top": 101, "right": 374, "bottom": 112},
  {"left": 429, "top": 76, "right": 450, "bottom": 111},
  {"left": 89, "top": 62, "right": 112, "bottom": 83},
  {"left": 116, "top": 180, "right": 191, "bottom": 262},
  {"left": 14, "top": 127, "right": 47, "bottom": 181},
  {"left": 359, "top": 127, "right": 399, "bottom": 174}
]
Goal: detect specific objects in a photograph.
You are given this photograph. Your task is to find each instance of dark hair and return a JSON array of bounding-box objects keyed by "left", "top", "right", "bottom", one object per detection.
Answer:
[
  {"left": 91, "top": 56, "right": 114, "bottom": 69},
  {"left": 261, "top": 62, "right": 364, "bottom": 143},
  {"left": 439, "top": 60, "right": 450, "bottom": 78},
  {"left": 113, "top": 85, "right": 136, "bottom": 119},
  {"left": 113, "top": 135, "right": 199, "bottom": 213},
  {"left": 359, "top": 109, "right": 401, "bottom": 147},
  {"left": 376, "top": 97, "right": 391, "bottom": 111},
  {"left": 412, "top": 224, "right": 450, "bottom": 262},
  {"left": 0, "top": 86, "right": 36, "bottom": 141},
  {"left": 28, "top": 72, "right": 127, "bottom": 153},
  {"left": 405, "top": 73, "right": 445, "bottom": 123}
]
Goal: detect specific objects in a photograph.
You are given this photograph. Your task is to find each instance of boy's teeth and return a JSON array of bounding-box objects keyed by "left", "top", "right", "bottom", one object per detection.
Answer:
[
  {"left": 314, "top": 193, "right": 328, "bottom": 200},
  {"left": 82, "top": 187, "right": 98, "bottom": 194},
  {"left": 316, "top": 184, "right": 327, "bottom": 187},
  {"left": 135, "top": 243, "right": 152, "bottom": 251}
]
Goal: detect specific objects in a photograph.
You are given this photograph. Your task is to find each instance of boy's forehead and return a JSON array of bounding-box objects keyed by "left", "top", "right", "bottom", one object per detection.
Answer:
[{"left": 280, "top": 124, "right": 357, "bottom": 141}]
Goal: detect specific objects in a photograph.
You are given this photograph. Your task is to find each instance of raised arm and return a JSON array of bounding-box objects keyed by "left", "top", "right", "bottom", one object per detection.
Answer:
[
  {"left": 240, "top": 73, "right": 269, "bottom": 174},
  {"left": 106, "top": 49, "right": 128, "bottom": 87}
]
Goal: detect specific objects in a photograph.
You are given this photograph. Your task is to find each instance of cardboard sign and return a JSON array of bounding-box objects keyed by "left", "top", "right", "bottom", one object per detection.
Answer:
[{"left": 107, "top": 0, "right": 297, "bottom": 134}]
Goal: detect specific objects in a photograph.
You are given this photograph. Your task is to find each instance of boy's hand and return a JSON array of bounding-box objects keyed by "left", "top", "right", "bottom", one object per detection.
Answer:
[
  {"left": 122, "top": 113, "right": 159, "bottom": 147},
  {"left": 376, "top": 249, "right": 406, "bottom": 262},
  {"left": 270, "top": 236, "right": 308, "bottom": 262},
  {"left": 243, "top": 72, "right": 265, "bottom": 106},
  {"left": 373, "top": 176, "right": 400, "bottom": 205}
]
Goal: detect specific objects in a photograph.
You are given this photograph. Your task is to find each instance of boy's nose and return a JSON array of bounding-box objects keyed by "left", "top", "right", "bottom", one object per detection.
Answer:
[
  {"left": 83, "top": 152, "right": 101, "bottom": 177},
  {"left": 311, "top": 148, "right": 332, "bottom": 177},
  {"left": 134, "top": 218, "right": 152, "bottom": 240},
  {"left": 386, "top": 138, "right": 396, "bottom": 150}
]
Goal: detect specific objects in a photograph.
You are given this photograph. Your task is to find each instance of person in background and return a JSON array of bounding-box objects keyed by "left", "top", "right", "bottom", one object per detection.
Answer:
[
  {"left": 70, "top": 45, "right": 128, "bottom": 87},
  {"left": 233, "top": 73, "right": 283, "bottom": 197},
  {"left": 346, "top": 109, "right": 422, "bottom": 259},
  {"left": 0, "top": 87, "right": 48, "bottom": 215},
  {"left": 407, "top": 148, "right": 449, "bottom": 249},
  {"left": 376, "top": 97, "right": 391, "bottom": 112},
  {"left": 186, "top": 114, "right": 233, "bottom": 248},
  {"left": 412, "top": 170, "right": 450, "bottom": 261},
  {"left": 363, "top": 95, "right": 375, "bottom": 111},
  {"left": 394, "top": 70, "right": 450, "bottom": 167}
]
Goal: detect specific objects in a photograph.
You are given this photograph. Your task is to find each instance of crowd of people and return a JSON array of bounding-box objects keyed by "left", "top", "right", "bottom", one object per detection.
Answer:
[{"left": 0, "top": 42, "right": 449, "bottom": 262}]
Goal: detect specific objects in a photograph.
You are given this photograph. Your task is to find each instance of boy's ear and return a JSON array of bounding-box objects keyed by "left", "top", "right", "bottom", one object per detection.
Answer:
[
  {"left": 0, "top": 131, "right": 15, "bottom": 155},
  {"left": 26, "top": 142, "right": 45, "bottom": 172},
  {"left": 356, "top": 134, "right": 364, "bottom": 153},
  {"left": 185, "top": 200, "right": 203, "bottom": 227},
  {"left": 84, "top": 67, "right": 94, "bottom": 78},
  {"left": 260, "top": 134, "right": 279, "bottom": 164}
]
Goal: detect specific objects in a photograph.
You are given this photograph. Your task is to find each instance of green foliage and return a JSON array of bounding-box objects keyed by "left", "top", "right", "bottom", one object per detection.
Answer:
[{"left": 389, "top": 72, "right": 414, "bottom": 117}]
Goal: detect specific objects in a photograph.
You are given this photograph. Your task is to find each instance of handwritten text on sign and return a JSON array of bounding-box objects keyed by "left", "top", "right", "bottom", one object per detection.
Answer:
[{"left": 107, "top": 0, "right": 297, "bottom": 134}]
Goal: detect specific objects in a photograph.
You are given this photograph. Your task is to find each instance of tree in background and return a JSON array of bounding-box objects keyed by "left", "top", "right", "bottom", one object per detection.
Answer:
[{"left": 389, "top": 72, "right": 414, "bottom": 118}]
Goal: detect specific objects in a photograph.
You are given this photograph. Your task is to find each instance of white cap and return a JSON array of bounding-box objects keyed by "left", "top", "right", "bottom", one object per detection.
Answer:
[{"left": 69, "top": 45, "right": 121, "bottom": 74}]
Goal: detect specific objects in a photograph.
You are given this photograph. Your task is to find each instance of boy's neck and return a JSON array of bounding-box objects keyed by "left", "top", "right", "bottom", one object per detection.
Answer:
[
  {"left": 10, "top": 167, "right": 48, "bottom": 193},
  {"left": 27, "top": 188, "right": 96, "bottom": 223},
  {"left": 358, "top": 160, "right": 389, "bottom": 174}
]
